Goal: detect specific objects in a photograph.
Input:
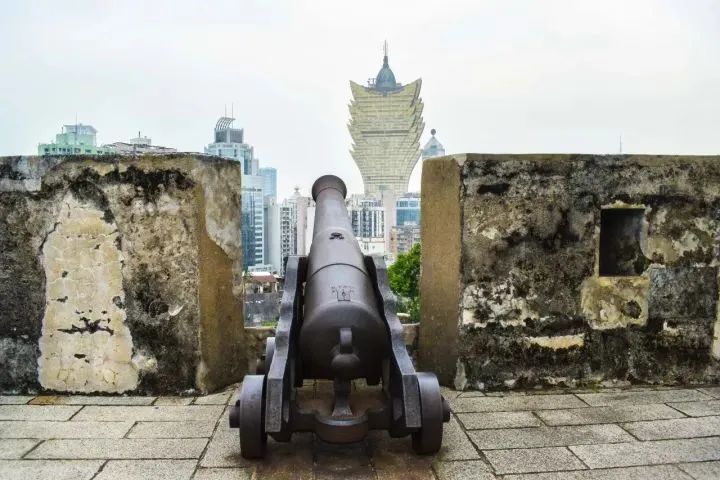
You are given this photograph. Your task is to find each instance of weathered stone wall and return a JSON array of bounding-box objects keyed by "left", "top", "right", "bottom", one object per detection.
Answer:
[
  {"left": 0, "top": 155, "right": 246, "bottom": 394},
  {"left": 420, "top": 154, "right": 720, "bottom": 390}
]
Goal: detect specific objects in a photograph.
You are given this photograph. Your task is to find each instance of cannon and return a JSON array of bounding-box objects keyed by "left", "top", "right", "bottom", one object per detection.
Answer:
[{"left": 229, "top": 175, "right": 450, "bottom": 458}]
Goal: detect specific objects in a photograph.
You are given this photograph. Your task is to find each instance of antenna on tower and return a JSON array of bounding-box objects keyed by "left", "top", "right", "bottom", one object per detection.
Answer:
[
  {"left": 619, "top": 135, "right": 623, "bottom": 154},
  {"left": 383, "top": 40, "right": 388, "bottom": 58}
]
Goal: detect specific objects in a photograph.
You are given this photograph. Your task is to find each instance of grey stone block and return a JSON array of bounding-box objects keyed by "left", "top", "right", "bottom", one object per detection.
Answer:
[
  {"left": 469, "top": 424, "right": 632, "bottom": 450},
  {"left": 200, "top": 408, "right": 251, "bottom": 468},
  {"left": 451, "top": 394, "right": 586, "bottom": 413},
  {"left": 570, "top": 437, "right": 720, "bottom": 468},
  {"left": 0, "top": 439, "right": 39, "bottom": 459},
  {"left": 621, "top": 416, "right": 720, "bottom": 440},
  {"left": 30, "top": 395, "right": 155, "bottom": 406},
  {"left": 438, "top": 416, "right": 481, "bottom": 461},
  {"left": 457, "top": 411, "right": 541, "bottom": 430},
  {"left": 72, "top": 405, "right": 223, "bottom": 422},
  {"left": 576, "top": 389, "right": 710, "bottom": 406},
  {"left": 669, "top": 400, "right": 720, "bottom": 416},
  {"left": 0, "top": 396, "right": 33, "bottom": 405},
  {"left": 194, "top": 468, "right": 253, "bottom": 480},
  {"left": 0, "top": 405, "right": 81, "bottom": 421},
  {"left": 193, "top": 391, "right": 232, "bottom": 405},
  {"left": 26, "top": 438, "right": 208, "bottom": 459},
  {"left": 484, "top": 447, "right": 586, "bottom": 474},
  {"left": 153, "top": 396, "right": 194, "bottom": 406},
  {"left": 127, "top": 421, "right": 216, "bottom": 438},
  {"left": 0, "top": 460, "right": 104, "bottom": 480},
  {"left": 503, "top": 464, "right": 693, "bottom": 479},
  {"left": 536, "top": 404, "right": 685, "bottom": 426},
  {"left": 434, "top": 460, "right": 495, "bottom": 479},
  {"left": 679, "top": 461, "right": 720, "bottom": 480},
  {"left": 93, "top": 460, "right": 197, "bottom": 480},
  {"left": 697, "top": 387, "right": 720, "bottom": 399},
  {"left": 0, "top": 420, "right": 132, "bottom": 439}
]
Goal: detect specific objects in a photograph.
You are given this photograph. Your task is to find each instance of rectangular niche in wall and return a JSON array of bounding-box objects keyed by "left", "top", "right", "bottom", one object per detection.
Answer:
[{"left": 599, "top": 208, "right": 646, "bottom": 276}]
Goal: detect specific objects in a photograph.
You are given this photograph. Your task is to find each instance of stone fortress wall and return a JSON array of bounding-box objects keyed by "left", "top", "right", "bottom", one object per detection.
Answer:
[
  {"left": 420, "top": 154, "right": 720, "bottom": 390},
  {"left": 0, "top": 154, "right": 246, "bottom": 395}
]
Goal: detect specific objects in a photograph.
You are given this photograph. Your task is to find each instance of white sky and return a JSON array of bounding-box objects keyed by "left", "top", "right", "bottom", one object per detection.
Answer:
[{"left": 1, "top": 0, "right": 718, "bottom": 198}]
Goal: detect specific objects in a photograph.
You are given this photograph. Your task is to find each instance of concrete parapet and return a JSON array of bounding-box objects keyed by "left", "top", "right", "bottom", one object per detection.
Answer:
[
  {"left": 420, "top": 154, "right": 720, "bottom": 389},
  {"left": 0, "top": 154, "right": 245, "bottom": 394}
]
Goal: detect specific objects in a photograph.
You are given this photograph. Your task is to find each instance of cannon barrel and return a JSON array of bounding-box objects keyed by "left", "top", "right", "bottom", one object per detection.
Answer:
[{"left": 299, "top": 175, "right": 390, "bottom": 380}]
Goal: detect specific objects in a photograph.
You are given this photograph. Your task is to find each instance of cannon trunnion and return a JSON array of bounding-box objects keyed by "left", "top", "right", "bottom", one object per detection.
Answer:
[{"left": 229, "top": 175, "right": 450, "bottom": 458}]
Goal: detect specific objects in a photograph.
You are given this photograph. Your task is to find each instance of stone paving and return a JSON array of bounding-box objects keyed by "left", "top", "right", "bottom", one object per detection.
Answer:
[{"left": 1, "top": 385, "right": 720, "bottom": 479}]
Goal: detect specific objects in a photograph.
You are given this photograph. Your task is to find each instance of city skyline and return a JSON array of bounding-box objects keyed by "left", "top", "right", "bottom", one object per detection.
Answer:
[{"left": 1, "top": 1, "right": 719, "bottom": 198}]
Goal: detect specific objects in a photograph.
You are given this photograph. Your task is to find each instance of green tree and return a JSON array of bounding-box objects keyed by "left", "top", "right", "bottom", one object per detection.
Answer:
[{"left": 388, "top": 243, "right": 421, "bottom": 322}]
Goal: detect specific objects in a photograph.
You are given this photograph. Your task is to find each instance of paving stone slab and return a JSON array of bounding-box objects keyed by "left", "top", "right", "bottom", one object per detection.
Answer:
[
  {"left": 503, "top": 464, "right": 693, "bottom": 479},
  {"left": 697, "top": 387, "right": 720, "bottom": 399},
  {"left": 434, "top": 460, "right": 496, "bottom": 479},
  {"left": 441, "top": 387, "right": 464, "bottom": 399},
  {"left": 253, "top": 433, "right": 314, "bottom": 479},
  {"left": 570, "top": 437, "right": 720, "bottom": 468},
  {"left": 484, "top": 446, "right": 586, "bottom": 474},
  {"left": 678, "top": 461, "right": 720, "bottom": 480},
  {"left": 669, "top": 400, "right": 720, "bottom": 417},
  {"left": 0, "top": 460, "right": 104, "bottom": 480},
  {"left": 29, "top": 396, "right": 155, "bottom": 406},
  {"left": 469, "top": 424, "right": 633, "bottom": 450},
  {"left": 127, "top": 420, "right": 216, "bottom": 438},
  {"left": 576, "top": 389, "right": 711, "bottom": 406},
  {"left": 26, "top": 438, "right": 208, "bottom": 459},
  {"left": 0, "top": 439, "right": 40, "bottom": 459},
  {"left": 0, "top": 420, "right": 132, "bottom": 439},
  {"left": 450, "top": 395, "right": 586, "bottom": 413},
  {"left": 0, "top": 396, "right": 34, "bottom": 405},
  {"left": 200, "top": 408, "right": 251, "bottom": 468},
  {"left": 93, "top": 459, "right": 197, "bottom": 480},
  {"left": 72, "top": 405, "right": 223, "bottom": 422},
  {"left": 193, "top": 468, "right": 254, "bottom": 480},
  {"left": 536, "top": 404, "right": 685, "bottom": 426},
  {"left": 457, "top": 411, "right": 541, "bottom": 430},
  {"left": 0, "top": 405, "right": 81, "bottom": 421},
  {"left": 438, "top": 416, "right": 482, "bottom": 461},
  {"left": 153, "top": 396, "right": 194, "bottom": 406},
  {"left": 194, "top": 391, "right": 232, "bottom": 405},
  {"left": 621, "top": 416, "right": 720, "bottom": 440},
  {"left": 314, "top": 441, "right": 375, "bottom": 479},
  {"left": 368, "top": 433, "right": 436, "bottom": 480}
]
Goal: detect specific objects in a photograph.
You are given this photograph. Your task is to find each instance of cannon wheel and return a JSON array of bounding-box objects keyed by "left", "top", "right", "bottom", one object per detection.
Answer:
[
  {"left": 411, "top": 373, "right": 444, "bottom": 455},
  {"left": 238, "top": 375, "right": 267, "bottom": 459},
  {"left": 256, "top": 337, "right": 276, "bottom": 375}
]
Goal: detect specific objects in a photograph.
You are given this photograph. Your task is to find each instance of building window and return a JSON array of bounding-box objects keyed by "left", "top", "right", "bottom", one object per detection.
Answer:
[{"left": 599, "top": 208, "right": 646, "bottom": 276}]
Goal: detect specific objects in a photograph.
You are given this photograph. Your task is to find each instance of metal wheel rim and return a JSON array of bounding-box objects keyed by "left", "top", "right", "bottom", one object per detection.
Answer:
[{"left": 411, "top": 372, "right": 443, "bottom": 454}]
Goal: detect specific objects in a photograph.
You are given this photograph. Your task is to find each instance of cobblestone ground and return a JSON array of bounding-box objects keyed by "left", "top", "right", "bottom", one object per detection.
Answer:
[{"left": 2, "top": 384, "right": 720, "bottom": 479}]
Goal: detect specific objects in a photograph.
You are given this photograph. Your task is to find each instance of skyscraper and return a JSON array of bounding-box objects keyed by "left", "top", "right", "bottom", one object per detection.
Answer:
[
  {"left": 205, "top": 117, "right": 267, "bottom": 270},
  {"left": 348, "top": 43, "right": 425, "bottom": 198},
  {"left": 259, "top": 167, "right": 277, "bottom": 200}
]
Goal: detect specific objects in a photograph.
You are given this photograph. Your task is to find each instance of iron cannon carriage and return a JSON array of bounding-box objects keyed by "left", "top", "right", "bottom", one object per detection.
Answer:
[{"left": 229, "top": 175, "right": 450, "bottom": 458}]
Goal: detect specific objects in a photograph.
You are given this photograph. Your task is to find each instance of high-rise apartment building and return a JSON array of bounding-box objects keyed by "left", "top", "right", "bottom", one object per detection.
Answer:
[
  {"left": 348, "top": 44, "right": 425, "bottom": 197},
  {"left": 39, "top": 124, "right": 115, "bottom": 156}
]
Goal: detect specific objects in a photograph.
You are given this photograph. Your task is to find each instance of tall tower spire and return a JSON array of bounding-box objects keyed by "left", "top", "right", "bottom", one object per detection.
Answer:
[{"left": 383, "top": 40, "right": 389, "bottom": 63}]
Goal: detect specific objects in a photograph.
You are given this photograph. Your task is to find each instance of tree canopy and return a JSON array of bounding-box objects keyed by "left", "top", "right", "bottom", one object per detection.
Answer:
[{"left": 388, "top": 243, "right": 421, "bottom": 321}]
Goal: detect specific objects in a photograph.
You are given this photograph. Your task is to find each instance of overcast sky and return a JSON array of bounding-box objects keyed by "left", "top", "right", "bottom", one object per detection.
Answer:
[{"left": 1, "top": 0, "right": 718, "bottom": 197}]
